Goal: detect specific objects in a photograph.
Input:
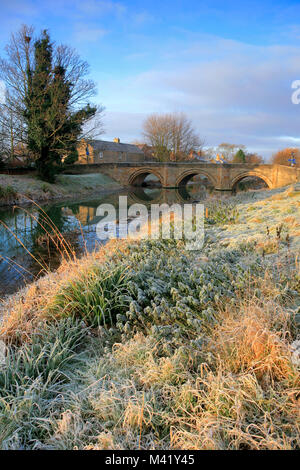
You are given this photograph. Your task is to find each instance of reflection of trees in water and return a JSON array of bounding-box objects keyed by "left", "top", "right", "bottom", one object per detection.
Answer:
[
  {"left": 32, "top": 206, "right": 71, "bottom": 240},
  {"left": 175, "top": 175, "right": 214, "bottom": 202},
  {"left": 177, "top": 183, "right": 211, "bottom": 203},
  {"left": 0, "top": 208, "right": 38, "bottom": 255},
  {"left": 129, "top": 187, "right": 162, "bottom": 204},
  {"left": 0, "top": 204, "right": 81, "bottom": 297},
  {"left": 129, "top": 185, "right": 214, "bottom": 205},
  {"left": 234, "top": 176, "right": 268, "bottom": 192},
  {"left": 0, "top": 185, "right": 233, "bottom": 297},
  {"left": 0, "top": 208, "right": 40, "bottom": 296}
]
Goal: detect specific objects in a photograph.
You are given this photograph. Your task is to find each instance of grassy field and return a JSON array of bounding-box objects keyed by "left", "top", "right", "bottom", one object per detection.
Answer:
[
  {"left": 0, "top": 173, "right": 122, "bottom": 206},
  {"left": 0, "top": 185, "right": 299, "bottom": 450}
]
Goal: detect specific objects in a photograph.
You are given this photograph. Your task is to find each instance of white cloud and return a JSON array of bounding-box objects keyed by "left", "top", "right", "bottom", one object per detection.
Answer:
[
  {"left": 98, "top": 34, "right": 300, "bottom": 159},
  {"left": 276, "top": 136, "right": 300, "bottom": 143},
  {"left": 74, "top": 25, "right": 108, "bottom": 42},
  {"left": 77, "top": 0, "right": 126, "bottom": 17}
]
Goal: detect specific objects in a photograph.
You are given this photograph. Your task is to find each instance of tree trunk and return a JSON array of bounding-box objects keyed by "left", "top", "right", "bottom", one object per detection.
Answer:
[{"left": 36, "top": 147, "right": 55, "bottom": 183}]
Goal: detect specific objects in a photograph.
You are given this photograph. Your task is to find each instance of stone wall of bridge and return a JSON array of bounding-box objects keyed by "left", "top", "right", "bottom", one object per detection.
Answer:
[{"left": 65, "top": 162, "right": 300, "bottom": 190}]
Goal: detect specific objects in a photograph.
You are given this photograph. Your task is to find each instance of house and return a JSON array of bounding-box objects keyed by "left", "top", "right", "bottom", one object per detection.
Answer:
[
  {"left": 188, "top": 150, "right": 209, "bottom": 162},
  {"left": 215, "top": 153, "right": 227, "bottom": 164},
  {"left": 77, "top": 138, "right": 146, "bottom": 164},
  {"left": 135, "top": 143, "right": 155, "bottom": 160},
  {"left": 2, "top": 143, "right": 31, "bottom": 167}
]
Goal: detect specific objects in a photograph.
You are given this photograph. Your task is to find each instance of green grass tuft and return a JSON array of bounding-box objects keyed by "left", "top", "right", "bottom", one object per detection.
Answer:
[{"left": 48, "top": 264, "right": 130, "bottom": 327}]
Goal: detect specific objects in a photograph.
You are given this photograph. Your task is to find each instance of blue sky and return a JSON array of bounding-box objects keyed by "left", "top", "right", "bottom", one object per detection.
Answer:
[{"left": 1, "top": 0, "right": 300, "bottom": 159}]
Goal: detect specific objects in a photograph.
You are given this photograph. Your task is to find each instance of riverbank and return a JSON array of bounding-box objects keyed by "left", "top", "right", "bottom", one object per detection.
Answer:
[
  {"left": 0, "top": 186, "right": 299, "bottom": 450},
  {"left": 0, "top": 173, "right": 123, "bottom": 207}
]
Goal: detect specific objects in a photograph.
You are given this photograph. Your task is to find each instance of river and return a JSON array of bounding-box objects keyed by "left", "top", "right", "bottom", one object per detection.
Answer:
[{"left": 0, "top": 183, "right": 233, "bottom": 298}]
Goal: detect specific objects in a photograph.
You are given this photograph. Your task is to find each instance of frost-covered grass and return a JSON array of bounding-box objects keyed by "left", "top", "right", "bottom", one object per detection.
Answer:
[
  {"left": 0, "top": 173, "right": 122, "bottom": 206},
  {"left": 0, "top": 185, "right": 299, "bottom": 449},
  {"left": 0, "top": 184, "right": 17, "bottom": 202},
  {"left": 206, "top": 185, "right": 300, "bottom": 252}
]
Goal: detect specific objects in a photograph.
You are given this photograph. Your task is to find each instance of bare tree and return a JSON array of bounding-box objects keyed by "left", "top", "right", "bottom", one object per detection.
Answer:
[
  {"left": 204, "top": 143, "right": 250, "bottom": 162},
  {"left": 0, "top": 25, "right": 33, "bottom": 159},
  {"left": 0, "top": 24, "right": 104, "bottom": 168},
  {"left": 143, "top": 112, "right": 203, "bottom": 161},
  {"left": 81, "top": 106, "right": 105, "bottom": 141},
  {"left": 216, "top": 143, "right": 246, "bottom": 161},
  {"left": 245, "top": 152, "right": 264, "bottom": 164},
  {"left": 271, "top": 148, "right": 300, "bottom": 167},
  {"left": 0, "top": 89, "right": 27, "bottom": 161}
]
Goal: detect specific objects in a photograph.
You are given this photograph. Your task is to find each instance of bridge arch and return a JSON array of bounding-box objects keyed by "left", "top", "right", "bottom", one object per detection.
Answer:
[
  {"left": 128, "top": 168, "right": 164, "bottom": 187},
  {"left": 129, "top": 187, "right": 163, "bottom": 204},
  {"left": 230, "top": 171, "right": 273, "bottom": 190},
  {"left": 176, "top": 170, "right": 218, "bottom": 189}
]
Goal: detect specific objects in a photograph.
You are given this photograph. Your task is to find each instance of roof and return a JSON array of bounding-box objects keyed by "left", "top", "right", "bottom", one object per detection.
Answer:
[
  {"left": 195, "top": 156, "right": 209, "bottom": 162},
  {"left": 89, "top": 140, "right": 144, "bottom": 155},
  {"left": 189, "top": 151, "right": 209, "bottom": 162}
]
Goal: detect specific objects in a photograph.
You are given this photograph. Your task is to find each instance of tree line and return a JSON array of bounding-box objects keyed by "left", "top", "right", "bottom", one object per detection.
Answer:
[
  {"left": 141, "top": 116, "right": 300, "bottom": 166},
  {"left": 141, "top": 117, "right": 264, "bottom": 163}
]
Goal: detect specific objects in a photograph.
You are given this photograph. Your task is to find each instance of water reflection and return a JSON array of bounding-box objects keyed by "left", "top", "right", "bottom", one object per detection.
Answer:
[{"left": 0, "top": 184, "right": 226, "bottom": 297}]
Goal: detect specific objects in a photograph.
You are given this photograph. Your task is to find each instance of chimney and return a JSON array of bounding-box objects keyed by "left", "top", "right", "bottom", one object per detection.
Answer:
[{"left": 113, "top": 137, "right": 120, "bottom": 143}]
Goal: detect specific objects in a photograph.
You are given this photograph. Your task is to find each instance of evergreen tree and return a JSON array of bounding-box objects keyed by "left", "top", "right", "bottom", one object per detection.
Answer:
[
  {"left": 1, "top": 26, "right": 103, "bottom": 176},
  {"left": 233, "top": 148, "right": 246, "bottom": 163},
  {"left": 24, "top": 31, "right": 96, "bottom": 182}
]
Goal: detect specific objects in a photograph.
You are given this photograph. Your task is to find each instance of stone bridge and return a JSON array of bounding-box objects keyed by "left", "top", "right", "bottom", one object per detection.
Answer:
[{"left": 67, "top": 162, "right": 300, "bottom": 190}]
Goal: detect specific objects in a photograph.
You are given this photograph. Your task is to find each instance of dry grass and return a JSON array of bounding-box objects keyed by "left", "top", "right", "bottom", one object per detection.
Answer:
[
  {"left": 283, "top": 216, "right": 298, "bottom": 227},
  {"left": 170, "top": 371, "right": 299, "bottom": 450},
  {"left": 48, "top": 299, "right": 298, "bottom": 450},
  {"left": 249, "top": 217, "right": 263, "bottom": 223},
  {"left": 212, "top": 301, "right": 296, "bottom": 383},
  {"left": 167, "top": 299, "right": 299, "bottom": 450},
  {"left": 0, "top": 186, "right": 299, "bottom": 450},
  {"left": 1, "top": 269, "right": 299, "bottom": 450},
  {"left": 0, "top": 237, "right": 130, "bottom": 344},
  {"left": 256, "top": 239, "right": 279, "bottom": 255}
]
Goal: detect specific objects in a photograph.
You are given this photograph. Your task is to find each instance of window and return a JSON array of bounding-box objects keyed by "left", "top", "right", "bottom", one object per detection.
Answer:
[
  {"left": 119, "top": 152, "right": 122, "bottom": 160},
  {"left": 99, "top": 152, "right": 103, "bottom": 159}
]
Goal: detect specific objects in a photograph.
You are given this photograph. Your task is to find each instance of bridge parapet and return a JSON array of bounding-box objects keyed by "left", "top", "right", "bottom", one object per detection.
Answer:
[{"left": 65, "top": 162, "right": 300, "bottom": 190}]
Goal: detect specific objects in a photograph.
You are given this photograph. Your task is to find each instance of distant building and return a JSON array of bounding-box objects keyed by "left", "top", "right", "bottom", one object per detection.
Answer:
[
  {"left": 2, "top": 143, "right": 30, "bottom": 167},
  {"left": 135, "top": 143, "right": 155, "bottom": 160},
  {"left": 77, "top": 138, "right": 146, "bottom": 164},
  {"left": 188, "top": 150, "right": 209, "bottom": 162},
  {"left": 215, "top": 154, "right": 227, "bottom": 164}
]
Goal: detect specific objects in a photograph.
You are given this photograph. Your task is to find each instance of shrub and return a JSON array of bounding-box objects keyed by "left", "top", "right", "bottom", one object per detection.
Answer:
[
  {"left": 0, "top": 185, "right": 17, "bottom": 201},
  {"left": 41, "top": 183, "right": 51, "bottom": 193},
  {"left": 47, "top": 264, "right": 130, "bottom": 327},
  {"left": 206, "top": 201, "right": 239, "bottom": 225}
]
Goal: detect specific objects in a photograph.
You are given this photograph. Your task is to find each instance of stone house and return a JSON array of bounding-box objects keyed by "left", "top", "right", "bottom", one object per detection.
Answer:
[
  {"left": 77, "top": 138, "right": 146, "bottom": 164},
  {"left": 188, "top": 150, "right": 209, "bottom": 162}
]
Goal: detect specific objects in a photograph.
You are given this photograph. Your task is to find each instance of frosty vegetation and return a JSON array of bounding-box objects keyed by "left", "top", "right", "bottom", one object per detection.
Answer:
[{"left": 0, "top": 185, "right": 299, "bottom": 449}]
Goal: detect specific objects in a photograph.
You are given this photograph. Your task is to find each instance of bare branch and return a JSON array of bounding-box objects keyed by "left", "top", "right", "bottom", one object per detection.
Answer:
[{"left": 143, "top": 112, "right": 204, "bottom": 161}]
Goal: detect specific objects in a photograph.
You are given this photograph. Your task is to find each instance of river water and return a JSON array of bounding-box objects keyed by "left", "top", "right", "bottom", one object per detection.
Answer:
[{"left": 0, "top": 184, "right": 233, "bottom": 298}]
